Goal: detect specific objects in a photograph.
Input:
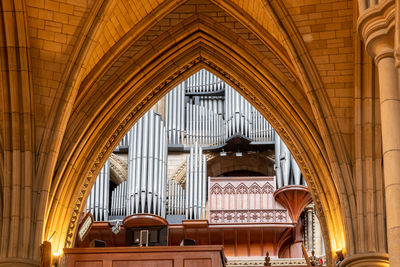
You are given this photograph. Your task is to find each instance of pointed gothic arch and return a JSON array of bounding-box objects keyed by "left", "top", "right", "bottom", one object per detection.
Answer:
[{"left": 38, "top": 1, "right": 356, "bottom": 264}]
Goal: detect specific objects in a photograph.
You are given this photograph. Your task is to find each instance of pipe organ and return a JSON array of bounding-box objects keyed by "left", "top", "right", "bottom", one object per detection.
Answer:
[
  {"left": 184, "top": 142, "right": 207, "bottom": 219},
  {"left": 86, "top": 69, "right": 305, "bottom": 223},
  {"left": 111, "top": 181, "right": 127, "bottom": 216},
  {"left": 87, "top": 109, "right": 168, "bottom": 220},
  {"left": 185, "top": 103, "right": 225, "bottom": 146},
  {"left": 224, "top": 86, "right": 274, "bottom": 142},
  {"left": 82, "top": 68, "right": 325, "bottom": 261},
  {"left": 167, "top": 180, "right": 185, "bottom": 215},
  {"left": 165, "top": 83, "right": 185, "bottom": 144},
  {"left": 186, "top": 68, "right": 224, "bottom": 93},
  {"left": 86, "top": 160, "right": 110, "bottom": 221},
  {"left": 125, "top": 110, "right": 168, "bottom": 217},
  {"left": 164, "top": 72, "right": 276, "bottom": 147},
  {"left": 274, "top": 132, "right": 305, "bottom": 188}
]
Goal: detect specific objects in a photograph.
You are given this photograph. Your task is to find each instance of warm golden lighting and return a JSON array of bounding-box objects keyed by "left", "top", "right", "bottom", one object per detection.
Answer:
[{"left": 335, "top": 248, "right": 344, "bottom": 261}]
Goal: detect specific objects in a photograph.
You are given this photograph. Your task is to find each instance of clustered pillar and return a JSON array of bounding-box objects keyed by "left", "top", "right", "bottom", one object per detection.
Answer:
[{"left": 357, "top": 1, "right": 400, "bottom": 265}]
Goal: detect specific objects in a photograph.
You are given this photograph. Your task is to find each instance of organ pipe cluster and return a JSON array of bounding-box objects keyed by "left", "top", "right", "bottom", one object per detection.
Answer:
[
  {"left": 186, "top": 68, "right": 225, "bottom": 93},
  {"left": 185, "top": 142, "right": 207, "bottom": 220},
  {"left": 88, "top": 110, "right": 168, "bottom": 220},
  {"left": 274, "top": 132, "right": 305, "bottom": 188},
  {"left": 185, "top": 103, "right": 225, "bottom": 146},
  {"left": 165, "top": 83, "right": 185, "bottom": 144},
  {"left": 86, "top": 69, "right": 306, "bottom": 222},
  {"left": 111, "top": 181, "right": 127, "bottom": 216},
  {"left": 163, "top": 71, "right": 275, "bottom": 148},
  {"left": 86, "top": 160, "right": 110, "bottom": 221},
  {"left": 167, "top": 180, "right": 185, "bottom": 215},
  {"left": 225, "top": 86, "right": 274, "bottom": 142},
  {"left": 125, "top": 110, "right": 168, "bottom": 217}
]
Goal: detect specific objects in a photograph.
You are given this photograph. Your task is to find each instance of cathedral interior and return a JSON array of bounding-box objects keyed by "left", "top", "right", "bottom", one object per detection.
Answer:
[{"left": 0, "top": 0, "right": 399, "bottom": 266}]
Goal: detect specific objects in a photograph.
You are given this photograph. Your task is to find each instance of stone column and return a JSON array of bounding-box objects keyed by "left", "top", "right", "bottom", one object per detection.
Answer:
[
  {"left": 305, "top": 205, "right": 314, "bottom": 253},
  {"left": 357, "top": 2, "right": 397, "bottom": 265},
  {"left": 376, "top": 53, "right": 400, "bottom": 266},
  {"left": 313, "top": 211, "right": 323, "bottom": 257}
]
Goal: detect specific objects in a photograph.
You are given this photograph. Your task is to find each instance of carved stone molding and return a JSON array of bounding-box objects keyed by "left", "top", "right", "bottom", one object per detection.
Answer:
[
  {"left": 226, "top": 257, "right": 307, "bottom": 266},
  {"left": 358, "top": 0, "right": 395, "bottom": 60},
  {"left": 109, "top": 153, "right": 127, "bottom": 184}
]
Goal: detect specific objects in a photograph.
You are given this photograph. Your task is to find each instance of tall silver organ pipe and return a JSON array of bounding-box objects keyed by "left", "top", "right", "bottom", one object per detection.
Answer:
[
  {"left": 185, "top": 142, "right": 207, "bottom": 220},
  {"left": 86, "top": 159, "right": 110, "bottom": 221},
  {"left": 274, "top": 132, "right": 306, "bottom": 189},
  {"left": 113, "top": 109, "right": 169, "bottom": 218}
]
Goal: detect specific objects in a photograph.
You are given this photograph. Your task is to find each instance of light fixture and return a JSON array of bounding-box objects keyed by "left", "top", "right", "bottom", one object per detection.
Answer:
[
  {"left": 52, "top": 252, "right": 61, "bottom": 267},
  {"left": 335, "top": 248, "right": 344, "bottom": 261},
  {"left": 220, "top": 150, "right": 227, "bottom": 156},
  {"left": 235, "top": 151, "right": 242, "bottom": 157},
  {"left": 112, "top": 221, "right": 121, "bottom": 235}
]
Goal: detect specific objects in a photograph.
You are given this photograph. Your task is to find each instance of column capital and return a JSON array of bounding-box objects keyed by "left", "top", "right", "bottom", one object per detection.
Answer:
[
  {"left": 357, "top": 0, "right": 395, "bottom": 63},
  {"left": 305, "top": 203, "right": 314, "bottom": 212},
  {"left": 340, "top": 253, "right": 389, "bottom": 267}
]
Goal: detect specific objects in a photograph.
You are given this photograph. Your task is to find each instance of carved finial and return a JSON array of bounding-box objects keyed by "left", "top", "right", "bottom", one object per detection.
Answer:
[{"left": 264, "top": 251, "right": 271, "bottom": 266}]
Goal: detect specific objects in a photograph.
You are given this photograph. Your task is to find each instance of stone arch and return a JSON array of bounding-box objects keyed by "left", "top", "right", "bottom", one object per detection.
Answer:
[
  {"left": 109, "top": 153, "right": 127, "bottom": 184},
  {"left": 40, "top": 1, "right": 356, "bottom": 264}
]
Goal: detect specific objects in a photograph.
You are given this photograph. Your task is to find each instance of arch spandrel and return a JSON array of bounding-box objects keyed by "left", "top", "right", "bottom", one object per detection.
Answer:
[{"left": 42, "top": 1, "right": 355, "bottom": 266}]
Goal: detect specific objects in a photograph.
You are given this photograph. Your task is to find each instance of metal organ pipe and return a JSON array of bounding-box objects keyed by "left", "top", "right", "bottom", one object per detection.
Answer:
[
  {"left": 147, "top": 113, "right": 155, "bottom": 212},
  {"left": 153, "top": 115, "right": 160, "bottom": 214},
  {"left": 185, "top": 155, "right": 190, "bottom": 219},
  {"left": 86, "top": 160, "right": 110, "bottom": 221},
  {"left": 274, "top": 132, "right": 304, "bottom": 189},
  {"left": 275, "top": 132, "right": 283, "bottom": 189},
  {"left": 202, "top": 155, "right": 207, "bottom": 220}
]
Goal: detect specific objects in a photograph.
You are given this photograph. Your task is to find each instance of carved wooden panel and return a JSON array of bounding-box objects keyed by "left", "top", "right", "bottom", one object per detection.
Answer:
[{"left": 208, "top": 176, "right": 290, "bottom": 224}]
